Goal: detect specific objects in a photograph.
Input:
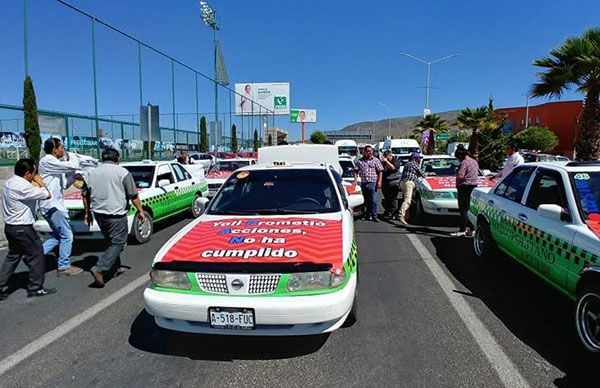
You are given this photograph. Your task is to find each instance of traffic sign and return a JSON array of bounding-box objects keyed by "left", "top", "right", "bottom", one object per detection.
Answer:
[{"left": 436, "top": 133, "right": 450, "bottom": 141}]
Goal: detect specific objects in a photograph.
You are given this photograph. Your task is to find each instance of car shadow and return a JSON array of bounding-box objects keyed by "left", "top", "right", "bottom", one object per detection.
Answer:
[
  {"left": 128, "top": 310, "right": 329, "bottom": 361},
  {"left": 428, "top": 235, "right": 599, "bottom": 387}
]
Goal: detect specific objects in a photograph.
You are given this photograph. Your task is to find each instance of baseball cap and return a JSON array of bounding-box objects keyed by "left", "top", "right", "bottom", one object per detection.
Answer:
[{"left": 410, "top": 151, "right": 423, "bottom": 159}]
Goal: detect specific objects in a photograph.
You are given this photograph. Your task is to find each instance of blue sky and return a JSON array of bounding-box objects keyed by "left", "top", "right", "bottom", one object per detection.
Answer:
[{"left": 1, "top": 0, "right": 599, "bottom": 140}]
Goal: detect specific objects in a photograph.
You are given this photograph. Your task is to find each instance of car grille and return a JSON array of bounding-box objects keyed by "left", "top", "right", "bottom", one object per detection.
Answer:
[
  {"left": 248, "top": 274, "right": 281, "bottom": 294},
  {"left": 208, "top": 183, "right": 222, "bottom": 190},
  {"left": 196, "top": 273, "right": 229, "bottom": 294}
]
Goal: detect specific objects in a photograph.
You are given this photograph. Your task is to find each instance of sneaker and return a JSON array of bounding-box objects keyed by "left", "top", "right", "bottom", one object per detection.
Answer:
[
  {"left": 398, "top": 217, "right": 408, "bottom": 225},
  {"left": 372, "top": 218, "right": 379, "bottom": 223},
  {"left": 451, "top": 231, "right": 467, "bottom": 237},
  {"left": 57, "top": 266, "right": 84, "bottom": 277},
  {"left": 91, "top": 269, "right": 105, "bottom": 288},
  {"left": 27, "top": 288, "right": 57, "bottom": 298}
]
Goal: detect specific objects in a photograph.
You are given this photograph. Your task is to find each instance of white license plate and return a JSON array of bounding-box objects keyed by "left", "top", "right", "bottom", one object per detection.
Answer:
[{"left": 209, "top": 307, "right": 255, "bottom": 330}]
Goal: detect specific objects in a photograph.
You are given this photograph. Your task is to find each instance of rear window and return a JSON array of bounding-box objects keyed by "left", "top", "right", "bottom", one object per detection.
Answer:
[
  {"left": 421, "top": 158, "right": 459, "bottom": 176},
  {"left": 391, "top": 147, "right": 420, "bottom": 155},
  {"left": 570, "top": 172, "right": 600, "bottom": 221},
  {"left": 339, "top": 160, "right": 355, "bottom": 178},
  {"left": 124, "top": 166, "right": 155, "bottom": 189},
  {"left": 208, "top": 169, "right": 341, "bottom": 215}
]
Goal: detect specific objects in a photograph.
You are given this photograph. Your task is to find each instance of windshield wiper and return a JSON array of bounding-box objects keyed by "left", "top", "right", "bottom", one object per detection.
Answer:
[
  {"left": 253, "top": 208, "right": 318, "bottom": 215},
  {"left": 208, "top": 210, "right": 260, "bottom": 215}
]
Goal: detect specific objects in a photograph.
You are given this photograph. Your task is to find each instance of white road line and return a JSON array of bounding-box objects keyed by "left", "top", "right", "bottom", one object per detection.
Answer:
[
  {"left": 0, "top": 274, "right": 149, "bottom": 376},
  {"left": 406, "top": 234, "right": 530, "bottom": 388}
]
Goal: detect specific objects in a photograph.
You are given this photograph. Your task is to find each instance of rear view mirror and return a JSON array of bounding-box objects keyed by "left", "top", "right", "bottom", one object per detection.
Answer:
[
  {"left": 537, "top": 204, "right": 567, "bottom": 222},
  {"left": 348, "top": 193, "right": 364, "bottom": 209},
  {"left": 158, "top": 179, "right": 170, "bottom": 188}
]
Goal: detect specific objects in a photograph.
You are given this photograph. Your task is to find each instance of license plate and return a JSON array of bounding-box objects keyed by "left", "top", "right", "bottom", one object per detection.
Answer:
[{"left": 209, "top": 307, "right": 255, "bottom": 330}]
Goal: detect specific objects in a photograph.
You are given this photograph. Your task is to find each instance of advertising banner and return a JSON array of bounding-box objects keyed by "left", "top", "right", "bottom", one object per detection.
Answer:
[
  {"left": 290, "top": 109, "right": 317, "bottom": 123},
  {"left": 235, "top": 83, "right": 290, "bottom": 116},
  {"left": 160, "top": 217, "right": 342, "bottom": 266},
  {"left": 39, "top": 114, "right": 66, "bottom": 136}
]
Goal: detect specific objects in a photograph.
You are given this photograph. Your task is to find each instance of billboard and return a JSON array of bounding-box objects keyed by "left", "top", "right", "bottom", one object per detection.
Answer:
[
  {"left": 235, "top": 82, "right": 290, "bottom": 116},
  {"left": 290, "top": 109, "right": 317, "bottom": 123}
]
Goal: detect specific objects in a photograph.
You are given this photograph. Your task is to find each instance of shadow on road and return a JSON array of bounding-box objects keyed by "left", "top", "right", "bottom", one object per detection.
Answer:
[
  {"left": 428, "top": 235, "right": 599, "bottom": 387},
  {"left": 128, "top": 310, "right": 329, "bottom": 361}
]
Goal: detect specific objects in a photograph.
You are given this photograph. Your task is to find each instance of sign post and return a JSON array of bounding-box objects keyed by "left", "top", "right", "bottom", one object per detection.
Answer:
[{"left": 140, "top": 104, "right": 160, "bottom": 160}]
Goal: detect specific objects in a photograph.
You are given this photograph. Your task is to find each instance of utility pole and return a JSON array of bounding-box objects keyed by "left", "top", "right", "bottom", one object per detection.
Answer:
[
  {"left": 377, "top": 102, "right": 392, "bottom": 139},
  {"left": 200, "top": 2, "right": 220, "bottom": 130}
]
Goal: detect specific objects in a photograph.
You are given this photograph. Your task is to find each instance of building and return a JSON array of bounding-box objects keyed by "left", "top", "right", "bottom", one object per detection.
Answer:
[
  {"left": 496, "top": 100, "right": 583, "bottom": 158},
  {"left": 263, "top": 127, "right": 288, "bottom": 145},
  {"left": 324, "top": 129, "right": 373, "bottom": 143}
]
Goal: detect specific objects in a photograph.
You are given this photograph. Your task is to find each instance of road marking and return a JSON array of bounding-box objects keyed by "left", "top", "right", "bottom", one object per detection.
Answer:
[
  {"left": 0, "top": 274, "right": 149, "bottom": 376},
  {"left": 406, "top": 234, "right": 531, "bottom": 388}
]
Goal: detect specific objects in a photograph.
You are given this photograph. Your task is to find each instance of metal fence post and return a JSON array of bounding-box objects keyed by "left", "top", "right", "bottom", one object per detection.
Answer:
[
  {"left": 91, "top": 18, "right": 100, "bottom": 159},
  {"left": 23, "top": 0, "right": 29, "bottom": 77},
  {"left": 138, "top": 42, "right": 143, "bottom": 107}
]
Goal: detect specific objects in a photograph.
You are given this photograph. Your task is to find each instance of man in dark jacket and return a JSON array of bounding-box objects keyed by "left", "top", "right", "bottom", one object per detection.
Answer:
[{"left": 381, "top": 150, "right": 401, "bottom": 219}]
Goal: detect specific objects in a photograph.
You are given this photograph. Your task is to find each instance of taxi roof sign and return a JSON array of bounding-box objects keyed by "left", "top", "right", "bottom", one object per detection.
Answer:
[{"left": 258, "top": 144, "right": 342, "bottom": 175}]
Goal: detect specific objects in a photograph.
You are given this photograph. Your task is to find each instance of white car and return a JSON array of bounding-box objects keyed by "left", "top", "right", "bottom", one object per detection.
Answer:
[
  {"left": 205, "top": 158, "right": 257, "bottom": 198},
  {"left": 468, "top": 161, "right": 600, "bottom": 352},
  {"left": 144, "top": 144, "right": 364, "bottom": 335},
  {"left": 34, "top": 161, "right": 209, "bottom": 244},
  {"left": 189, "top": 152, "right": 215, "bottom": 171}
]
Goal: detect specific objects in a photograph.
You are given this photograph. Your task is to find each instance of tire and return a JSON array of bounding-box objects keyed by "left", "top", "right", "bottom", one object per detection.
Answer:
[
  {"left": 190, "top": 194, "right": 206, "bottom": 218},
  {"left": 473, "top": 220, "right": 498, "bottom": 258},
  {"left": 575, "top": 284, "right": 600, "bottom": 353},
  {"left": 130, "top": 211, "right": 153, "bottom": 244},
  {"left": 409, "top": 196, "right": 425, "bottom": 225}
]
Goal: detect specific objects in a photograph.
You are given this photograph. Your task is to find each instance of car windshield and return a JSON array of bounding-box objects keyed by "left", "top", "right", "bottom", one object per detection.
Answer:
[
  {"left": 339, "top": 160, "right": 355, "bottom": 178},
  {"left": 421, "top": 158, "right": 460, "bottom": 176},
  {"left": 570, "top": 171, "right": 600, "bottom": 221},
  {"left": 124, "top": 166, "right": 155, "bottom": 189},
  {"left": 211, "top": 160, "right": 251, "bottom": 172},
  {"left": 338, "top": 146, "right": 358, "bottom": 156},
  {"left": 208, "top": 169, "right": 341, "bottom": 214},
  {"left": 392, "top": 147, "right": 420, "bottom": 155}
]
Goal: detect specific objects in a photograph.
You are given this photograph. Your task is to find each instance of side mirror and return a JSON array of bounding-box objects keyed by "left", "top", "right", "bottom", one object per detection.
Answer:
[
  {"left": 347, "top": 193, "right": 364, "bottom": 209},
  {"left": 158, "top": 179, "right": 170, "bottom": 188},
  {"left": 537, "top": 204, "right": 566, "bottom": 222}
]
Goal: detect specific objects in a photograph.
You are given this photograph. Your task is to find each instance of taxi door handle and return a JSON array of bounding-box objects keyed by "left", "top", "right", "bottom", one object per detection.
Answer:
[
  {"left": 518, "top": 213, "right": 528, "bottom": 221},
  {"left": 487, "top": 200, "right": 495, "bottom": 206},
  {"left": 174, "top": 186, "right": 179, "bottom": 190}
]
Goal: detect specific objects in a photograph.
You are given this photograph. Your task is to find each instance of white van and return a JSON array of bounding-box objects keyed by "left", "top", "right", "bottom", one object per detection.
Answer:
[
  {"left": 335, "top": 139, "right": 359, "bottom": 159},
  {"left": 447, "top": 142, "right": 469, "bottom": 157},
  {"left": 382, "top": 139, "right": 421, "bottom": 165},
  {"left": 374, "top": 141, "right": 385, "bottom": 159}
]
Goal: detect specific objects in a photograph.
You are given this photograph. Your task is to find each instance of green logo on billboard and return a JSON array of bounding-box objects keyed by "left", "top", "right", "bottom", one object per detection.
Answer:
[{"left": 274, "top": 96, "right": 287, "bottom": 109}]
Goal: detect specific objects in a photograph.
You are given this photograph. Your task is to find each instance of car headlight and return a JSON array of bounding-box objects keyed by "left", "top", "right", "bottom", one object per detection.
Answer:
[
  {"left": 287, "top": 270, "right": 346, "bottom": 292},
  {"left": 431, "top": 191, "right": 454, "bottom": 199},
  {"left": 150, "top": 269, "right": 191, "bottom": 290}
]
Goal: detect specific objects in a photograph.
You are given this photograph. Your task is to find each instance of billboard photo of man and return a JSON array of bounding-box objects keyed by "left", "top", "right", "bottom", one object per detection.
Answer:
[
  {"left": 299, "top": 110, "right": 306, "bottom": 123},
  {"left": 240, "top": 84, "right": 252, "bottom": 112}
]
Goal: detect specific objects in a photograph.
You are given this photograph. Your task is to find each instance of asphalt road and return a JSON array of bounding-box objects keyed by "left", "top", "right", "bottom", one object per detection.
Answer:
[{"left": 0, "top": 214, "right": 598, "bottom": 387}]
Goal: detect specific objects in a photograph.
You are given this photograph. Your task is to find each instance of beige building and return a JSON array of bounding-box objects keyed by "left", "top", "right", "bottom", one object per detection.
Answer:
[{"left": 263, "top": 127, "right": 288, "bottom": 145}]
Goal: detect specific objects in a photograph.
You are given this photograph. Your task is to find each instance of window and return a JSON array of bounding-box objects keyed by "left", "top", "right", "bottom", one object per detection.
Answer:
[
  {"left": 570, "top": 171, "right": 600, "bottom": 221},
  {"left": 156, "top": 164, "right": 175, "bottom": 186},
  {"left": 124, "top": 166, "right": 156, "bottom": 189},
  {"left": 171, "top": 164, "right": 191, "bottom": 182},
  {"left": 339, "top": 160, "right": 355, "bottom": 178},
  {"left": 525, "top": 169, "right": 568, "bottom": 210},
  {"left": 535, "top": 116, "right": 541, "bottom": 125},
  {"left": 494, "top": 167, "right": 535, "bottom": 203}
]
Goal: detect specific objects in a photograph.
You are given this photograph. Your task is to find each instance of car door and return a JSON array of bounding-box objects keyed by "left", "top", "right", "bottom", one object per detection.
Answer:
[
  {"left": 171, "top": 163, "right": 195, "bottom": 212},
  {"left": 486, "top": 166, "right": 537, "bottom": 258},
  {"left": 154, "top": 163, "right": 178, "bottom": 219},
  {"left": 520, "top": 168, "right": 576, "bottom": 289}
]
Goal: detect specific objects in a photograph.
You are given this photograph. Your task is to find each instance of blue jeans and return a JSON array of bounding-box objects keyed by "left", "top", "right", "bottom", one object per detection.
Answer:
[
  {"left": 43, "top": 209, "right": 74, "bottom": 270},
  {"left": 361, "top": 182, "right": 378, "bottom": 219}
]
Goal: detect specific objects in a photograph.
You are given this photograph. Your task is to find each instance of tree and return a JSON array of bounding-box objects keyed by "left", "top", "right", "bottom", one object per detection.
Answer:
[
  {"left": 231, "top": 124, "right": 238, "bottom": 152},
  {"left": 478, "top": 126, "right": 509, "bottom": 171},
  {"left": 199, "top": 116, "right": 208, "bottom": 152},
  {"left": 456, "top": 107, "right": 489, "bottom": 159},
  {"left": 253, "top": 129, "right": 259, "bottom": 151},
  {"left": 531, "top": 28, "right": 600, "bottom": 160},
  {"left": 513, "top": 126, "right": 559, "bottom": 152},
  {"left": 268, "top": 134, "right": 273, "bottom": 146},
  {"left": 23, "top": 76, "right": 41, "bottom": 164},
  {"left": 414, "top": 114, "right": 448, "bottom": 154},
  {"left": 310, "top": 130, "right": 328, "bottom": 144}
]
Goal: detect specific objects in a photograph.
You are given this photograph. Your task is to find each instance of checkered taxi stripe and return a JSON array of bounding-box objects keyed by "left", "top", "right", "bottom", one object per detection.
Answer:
[
  {"left": 471, "top": 198, "right": 599, "bottom": 269},
  {"left": 128, "top": 183, "right": 208, "bottom": 214}
]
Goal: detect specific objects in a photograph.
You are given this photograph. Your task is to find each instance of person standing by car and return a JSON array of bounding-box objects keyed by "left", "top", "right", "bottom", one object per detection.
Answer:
[
  {"left": 493, "top": 143, "right": 524, "bottom": 179},
  {"left": 82, "top": 148, "right": 146, "bottom": 287},
  {"left": 454, "top": 146, "right": 480, "bottom": 237},
  {"left": 39, "top": 138, "right": 83, "bottom": 277},
  {"left": 397, "top": 152, "right": 425, "bottom": 225},
  {"left": 0, "top": 159, "right": 55, "bottom": 300},
  {"left": 381, "top": 150, "right": 401, "bottom": 219},
  {"left": 354, "top": 145, "right": 383, "bottom": 222},
  {"left": 176, "top": 150, "right": 196, "bottom": 165}
]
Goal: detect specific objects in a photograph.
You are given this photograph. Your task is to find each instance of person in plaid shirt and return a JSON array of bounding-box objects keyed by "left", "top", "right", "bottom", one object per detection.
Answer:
[
  {"left": 397, "top": 152, "right": 425, "bottom": 225},
  {"left": 354, "top": 146, "right": 383, "bottom": 222}
]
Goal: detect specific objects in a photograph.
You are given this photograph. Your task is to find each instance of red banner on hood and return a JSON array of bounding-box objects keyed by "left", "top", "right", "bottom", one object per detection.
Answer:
[
  {"left": 160, "top": 217, "right": 343, "bottom": 267},
  {"left": 425, "top": 176, "right": 495, "bottom": 190},
  {"left": 206, "top": 170, "right": 234, "bottom": 179}
]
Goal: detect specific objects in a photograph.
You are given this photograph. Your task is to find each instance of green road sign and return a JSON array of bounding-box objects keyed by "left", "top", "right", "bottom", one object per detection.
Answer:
[{"left": 436, "top": 133, "right": 450, "bottom": 141}]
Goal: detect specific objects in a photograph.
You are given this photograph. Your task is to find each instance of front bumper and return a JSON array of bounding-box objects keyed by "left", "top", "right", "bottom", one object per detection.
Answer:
[
  {"left": 421, "top": 199, "right": 459, "bottom": 216},
  {"left": 144, "top": 273, "right": 356, "bottom": 336}
]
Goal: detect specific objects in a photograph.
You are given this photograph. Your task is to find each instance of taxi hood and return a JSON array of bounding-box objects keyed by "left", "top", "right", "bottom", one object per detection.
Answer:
[
  {"left": 155, "top": 216, "right": 343, "bottom": 271},
  {"left": 206, "top": 170, "right": 233, "bottom": 179}
]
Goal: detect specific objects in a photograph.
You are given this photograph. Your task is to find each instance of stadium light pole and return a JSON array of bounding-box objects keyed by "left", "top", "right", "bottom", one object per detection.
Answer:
[
  {"left": 377, "top": 102, "right": 392, "bottom": 139},
  {"left": 200, "top": 1, "right": 219, "bottom": 130},
  {"left": 399, "top": 52, "right": 460, "bottom": 116}
]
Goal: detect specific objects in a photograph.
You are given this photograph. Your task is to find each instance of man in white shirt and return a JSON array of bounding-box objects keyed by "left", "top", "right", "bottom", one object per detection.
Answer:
[
  {"left": 0, "top": 158, "right": 55, "bottom": 300},
  {"left": 494, "top": 143, "right": 525, "bottom": 179},
  {"left": 39, "top": 138, "right": 83, "bottom": 277}
]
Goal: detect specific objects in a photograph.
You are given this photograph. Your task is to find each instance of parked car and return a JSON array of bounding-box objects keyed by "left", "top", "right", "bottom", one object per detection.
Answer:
[
  {"left": 189, "top": 152, "right": 215, "bottom": 170},
  {"left": 206, "top": 158, "right": 257, "bottom": 198},
  {"left": 381, "top": 138, "right": 421, "bottom": 165},
  {"left": 143, "top": 144, "right": 364, "bottom": 335},
  {"left": 468, "top": 161, "right": 600, "bottom": 352},
  {"left": 34, "top": 161, "right": 209, "bottom": 244},
  {"left": 523, "top": 152, "right": 570, "bottom": 163}
]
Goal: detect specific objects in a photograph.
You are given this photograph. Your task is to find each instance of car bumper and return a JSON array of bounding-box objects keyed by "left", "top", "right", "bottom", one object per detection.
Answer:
[
  {"left": 144, "top": 274, "right": 356, "bottom": 336},
  {"left": 421, "top": 199, "right": 460, "bottom": 216},
  {"left": 34, "top": 216, "right": 134, "bottom": 239}
]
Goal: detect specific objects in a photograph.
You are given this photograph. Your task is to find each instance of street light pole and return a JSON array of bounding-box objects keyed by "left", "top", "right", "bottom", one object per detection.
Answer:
[
  {"left": 399, "top": 52, "right": 460, "bottom": 116},
  {"left": 200, "top": 1, "right": 219, "bottom": 133},
  {"left": 377, "top": 102, "right": 392, "bottom": 139}
]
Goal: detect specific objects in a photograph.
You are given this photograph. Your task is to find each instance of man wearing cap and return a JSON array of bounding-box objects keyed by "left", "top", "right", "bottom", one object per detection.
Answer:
[
  {"left": 397, "top": 152, "right": 426, "bottom": 225},
  {"left": 354, "top": 145, "right": 383, "bottom": 222}
]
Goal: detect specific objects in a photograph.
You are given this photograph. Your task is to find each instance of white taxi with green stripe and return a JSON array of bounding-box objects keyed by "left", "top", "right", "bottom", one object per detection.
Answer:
[
  {"left": 468, "top": 161, "right": 600, "bottom": 352},
  {"left": 34, "top": 160, "right": 209, "bottom": 244}
]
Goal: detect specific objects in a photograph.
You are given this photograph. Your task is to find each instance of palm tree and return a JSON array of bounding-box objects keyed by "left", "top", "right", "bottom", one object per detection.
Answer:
[
  {"left": 456, "top": 106, "right": 489, "bottom": 159},
  {"left": 531, "top": 28, "right": 600, "bottom": 160},
  {"left": 414, "top": 114, "right": 448, "bottom": 154}
]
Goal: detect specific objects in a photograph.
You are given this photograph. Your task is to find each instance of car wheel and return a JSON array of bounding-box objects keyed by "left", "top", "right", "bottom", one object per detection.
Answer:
[
  {"left": 473, "top": 220, "right": 498, "bottom": 258},
  {"left": 190, "top": 194, "right": 206, "bottom": 218},
  {"left": 130, "top": 211, "right": 153, "bottom": 244},
  {"left": 575, "top": 284, "right": 600, "bottom": 353},
  {"left": 409, "top": 196, "right": 425, "bottom": 225}
]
